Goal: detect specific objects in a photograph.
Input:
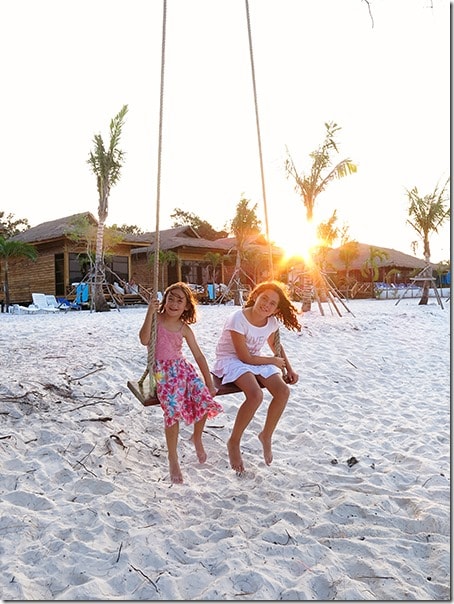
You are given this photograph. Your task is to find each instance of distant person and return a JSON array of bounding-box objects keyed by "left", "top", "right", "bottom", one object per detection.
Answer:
[
  {"left": 212, "top": 280, "right": 301, "bottom": 473},
  {"left": 113, "top": 281, "right": 125, "bottom": 304},
  {"left": 126, "top": 277, "right": 139, "bottom": 294},
  {"left": 139, "top": 282, "right": 222, "bottom": 484},
  {"left": 113, "top": 281, "right": 125, "bottom": 295}
]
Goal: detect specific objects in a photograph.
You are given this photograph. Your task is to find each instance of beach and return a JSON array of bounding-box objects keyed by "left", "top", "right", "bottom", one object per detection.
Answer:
[{"left": 0, "top": 297, "right": 450, "bottom": 600}]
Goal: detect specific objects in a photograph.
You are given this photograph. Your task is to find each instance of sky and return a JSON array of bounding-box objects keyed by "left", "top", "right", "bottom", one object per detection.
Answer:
[{"left": 0, "top": 0, "right": 450, "bottom": 262}]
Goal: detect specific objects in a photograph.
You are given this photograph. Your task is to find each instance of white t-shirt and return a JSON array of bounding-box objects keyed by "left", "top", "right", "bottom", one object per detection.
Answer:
[{"left": 212, "top": 309, "right": 280, "bottom": 383}]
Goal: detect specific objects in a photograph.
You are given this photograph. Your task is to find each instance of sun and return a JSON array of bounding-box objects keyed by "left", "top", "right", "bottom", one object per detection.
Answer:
[{"left": 272, "top": 220, "right": 320, "bottom": 266}]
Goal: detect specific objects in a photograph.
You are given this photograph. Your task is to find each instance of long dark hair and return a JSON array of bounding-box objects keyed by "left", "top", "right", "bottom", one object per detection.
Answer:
[
  {"left": 244, "top": 281, "right": 301, "bottom": 332},
  {"left": 159, "top": 282, "right": 198, "bottom": 324}
]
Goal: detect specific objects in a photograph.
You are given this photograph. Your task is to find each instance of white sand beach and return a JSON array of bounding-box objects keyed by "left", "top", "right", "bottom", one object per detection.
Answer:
[{"left": 0, "top": 296, "right": 450, "bottom": 600}]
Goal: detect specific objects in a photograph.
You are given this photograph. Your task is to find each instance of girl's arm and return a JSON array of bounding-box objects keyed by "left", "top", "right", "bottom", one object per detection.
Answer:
[
  {"left": 183, "top": 326, "right": 217, "bottom": 396},
  {"left": 231, "top": 331, "right": 286, "bottom": 371},
  {"left": 267, "top": 332, "right": 299, "bottom": 384},
  {"left": 139, "top": 299, "right": 160, "bottom": 346}
]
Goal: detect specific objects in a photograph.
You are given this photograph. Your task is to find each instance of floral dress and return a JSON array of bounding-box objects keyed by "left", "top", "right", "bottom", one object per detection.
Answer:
[{"left": 153, "top": 322, "right": 223, "bottom": 428}]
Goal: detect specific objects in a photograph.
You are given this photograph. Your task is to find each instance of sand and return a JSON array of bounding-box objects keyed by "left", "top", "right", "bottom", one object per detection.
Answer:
[{"left": 0, "top": 296, "right": 450, "bottom": 600}]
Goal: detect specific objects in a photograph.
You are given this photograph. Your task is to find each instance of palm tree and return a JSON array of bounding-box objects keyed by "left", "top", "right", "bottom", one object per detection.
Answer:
[
  {"left": 338, "top": 239, "right": 360, "bottom": 296},
  {"left": 314, "top": 210, "right": 339, "bottom": 271},
  {"left": 361, "top": 246, "right": 389, "bottom": 298},
  {"left": 0, "top": 237, "right": 38, "bottom": 311},
  {"left": 230, "top": 198, "right": 261, "bottom": 305},
  {"left": 149, "top": 250, "right": 178, "bottom": 293},
  {"left": 66, "top": 213, "right": 124, "bottom": 284},
  {"left": 406, "top": 179, "right": 450, "bottom": 305},
  {"left": 204, "top": 252, "right": 223, "bottom": 297},
  {"left": 285, "top": 121, "right": 356, "bottom": 311},
  {"left": 87, "top": 104, "right": 128, "bottom": 311},
  {"left": 285, "top": 122, "right": 357, "bottom": 222}
]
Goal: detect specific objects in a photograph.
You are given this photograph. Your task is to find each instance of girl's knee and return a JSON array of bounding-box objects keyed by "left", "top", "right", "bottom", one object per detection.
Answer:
[
  {"left": 245, "top": 388, "right": 264, "bottom": 409},
  {"left": 282, "top": 382, "right": 291, "bottom": 400},
  {"left": 270, "top": 380, "right": 290, "bottom": 402}
]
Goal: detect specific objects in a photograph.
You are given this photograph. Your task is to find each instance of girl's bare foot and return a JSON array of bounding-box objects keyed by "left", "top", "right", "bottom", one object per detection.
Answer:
[
  {"left": 227, "top": 438, "right": 244, "bottom": 474},
  {"left": 169, "top": 458, "right": 183, "bottom": 484},
  {"left": 190, "top": 436, "right": 207, "bottom": 464},
  {"left": 258, "top": 432, "right": 273, "bottom": 465}
]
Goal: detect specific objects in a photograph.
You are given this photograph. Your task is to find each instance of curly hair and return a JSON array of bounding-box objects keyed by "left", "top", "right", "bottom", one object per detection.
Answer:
[
  {"left": 159, "top": 282, "right": 198, "bottom": 324},
  {"left": 244, "top": 280, "right": 301, "bottom": 332}
]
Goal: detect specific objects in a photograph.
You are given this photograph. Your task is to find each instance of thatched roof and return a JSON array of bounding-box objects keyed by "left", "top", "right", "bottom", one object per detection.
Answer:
[
  {"left": 325, "top": 243, "right": 435, "bottom": 271},
  {"left": 9, "top": 212, "right": 191, "bottom": 246},
  {"left": 10, "top": 212, "right": 234, "bottom": 252},
  {"left": 11, "top": 212, "right": 98, "bottom": 244},
  {"left": 131, "top": 228, "right": 232, "bottom": 255},
  {"left": 132, "top": 231, "right": 284, "bottom": 257}
]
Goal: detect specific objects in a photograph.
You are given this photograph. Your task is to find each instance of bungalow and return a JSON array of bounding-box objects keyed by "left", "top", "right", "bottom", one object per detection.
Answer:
[
  {"left": 4, "top": 212, "right": 439, "bottom": 306},
  {"left": 5, "top": 212, "right": 149, "bottom": 305},
  {"left": 3, "top": 212, "right": 279, "bottom": 306},
  {"left": 287, "top": 242, "right": 439, "bottom": 299},
  {"left": 325, "top": 243, "right": 437, "bottom": 286}
]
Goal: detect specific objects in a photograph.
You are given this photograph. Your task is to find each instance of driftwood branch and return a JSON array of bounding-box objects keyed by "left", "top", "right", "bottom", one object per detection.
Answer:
[
  {"left": 129, "top": 565, "right": 159, "bottom": 591},
  {"left": 116, "top": 542, "right": 123, "bottom": 563},
  {"left": 69, "top": 365, "right": 106, "bottom": 382}
]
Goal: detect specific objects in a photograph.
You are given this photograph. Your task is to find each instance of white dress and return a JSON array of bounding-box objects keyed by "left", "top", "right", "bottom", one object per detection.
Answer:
[{"left": 212, "top": 309, "right": 280, "bottom": 384}]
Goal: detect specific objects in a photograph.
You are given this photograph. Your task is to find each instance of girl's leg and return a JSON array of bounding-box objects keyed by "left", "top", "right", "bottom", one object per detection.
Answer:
[
  {"left": 258, "top": 374, "right": 290, "bottom": 465},
  {"left": 227, "top": 373, "right": 264, "bottom": 473},
  {"left": 191, "top": 414, "right": 208, "bottom": 463},
  {"left": 164, "top": 421, "right": 183, "bottom": 484}
]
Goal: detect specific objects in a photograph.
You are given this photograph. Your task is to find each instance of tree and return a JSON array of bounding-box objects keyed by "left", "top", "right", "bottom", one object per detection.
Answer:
[
  {"left": 87, "top": 104, "right": 128, "bottom": 311},
  {"left": 285, "top": 122, "right": 356, "bottom": 311},
  {"left": 406, "top": 179, "right": 450, "bottom": 305},
  {"left": 171, "top": 208, "right": 228, "bottom": 240},
  {"left": 204, "top": 252, "right": 223, "bottom": 285},
  {"left": 65, "top": 214, "right": 124, "bottom": 281},
  {"left": 361, "top": 246, "right": 388, "bottom": 298},
  {"left": 434, "top": 260, "right": 450, "bottom": 292},
  {"left": 148, "top": 250, "right": 178, "bottom": 293},
  {"left": 338, "top": 239, "right": 360, "bottom": 292},
  {"left": 285, "top": 121, "right": 357, "bottom": 222},
  {"left": 0, "top": 212, "right": 30, "bottom": 237},
  {"left": 229, "top": 198, "right": 261, "bottom": 305},
  {"left": 0, "top": 237, "right": 38, "bottom": 310},
  {"left": 110, "top": 223, "right": 144, "bottom": 235},
  {"left": 314, "top": 210, "right": 339, "bottom": 271}
]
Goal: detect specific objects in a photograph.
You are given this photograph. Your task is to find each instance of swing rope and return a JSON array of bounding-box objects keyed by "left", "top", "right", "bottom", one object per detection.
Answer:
[
  {"left": 245, "top": 0, "right": 286, "bottom": 379},
  {"left": 244, "top": 0, "right": 274, "bottom": 280},
  {"left": 137, "top": 0, "right": 167, "bottom": 395},
  {"left": 273, "top": 329, "right": 288, "bottom": 381},
  {"left": 129, "top": 1, "right": 286, "bottom": 405}
]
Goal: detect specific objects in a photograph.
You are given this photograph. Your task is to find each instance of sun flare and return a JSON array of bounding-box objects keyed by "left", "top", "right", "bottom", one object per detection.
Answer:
[{"left": 273, "top": 221, "right": 320, "bottom": 266}]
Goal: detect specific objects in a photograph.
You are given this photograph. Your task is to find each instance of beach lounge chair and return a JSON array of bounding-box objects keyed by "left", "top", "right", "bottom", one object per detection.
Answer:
[
  {"left": 56, "top": 297, "right": 81, "bottom": 310},
  {"left": 9, "top": 304, "right": 40, "bottom": 315},
  {"left": 46, "top": 294, "right": 74, "bottom": 311},
  {"left": 30, "top": 293, "right": 60, "bottom": 313}
]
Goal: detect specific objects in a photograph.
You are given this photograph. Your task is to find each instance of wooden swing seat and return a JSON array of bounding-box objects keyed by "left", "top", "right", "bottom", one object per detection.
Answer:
[
  {"left": 127, "top": 373, "right": 266, "bottom": 407},
  {"left": 127, "top": 380, "right": 160, "bottom": 406},
  {"left": 211, "top": 373, "right": 244, "bottom": 396}
]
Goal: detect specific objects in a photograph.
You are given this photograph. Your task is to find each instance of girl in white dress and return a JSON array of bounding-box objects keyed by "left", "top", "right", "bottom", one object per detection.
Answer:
[{"left": 213, "top": 281, "right": 301, "bottom": 473}]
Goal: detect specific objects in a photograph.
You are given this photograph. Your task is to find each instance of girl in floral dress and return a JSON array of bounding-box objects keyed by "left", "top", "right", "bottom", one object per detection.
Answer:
[{"left": 139, "top": 282, "right": 222, "bottom": 484}]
